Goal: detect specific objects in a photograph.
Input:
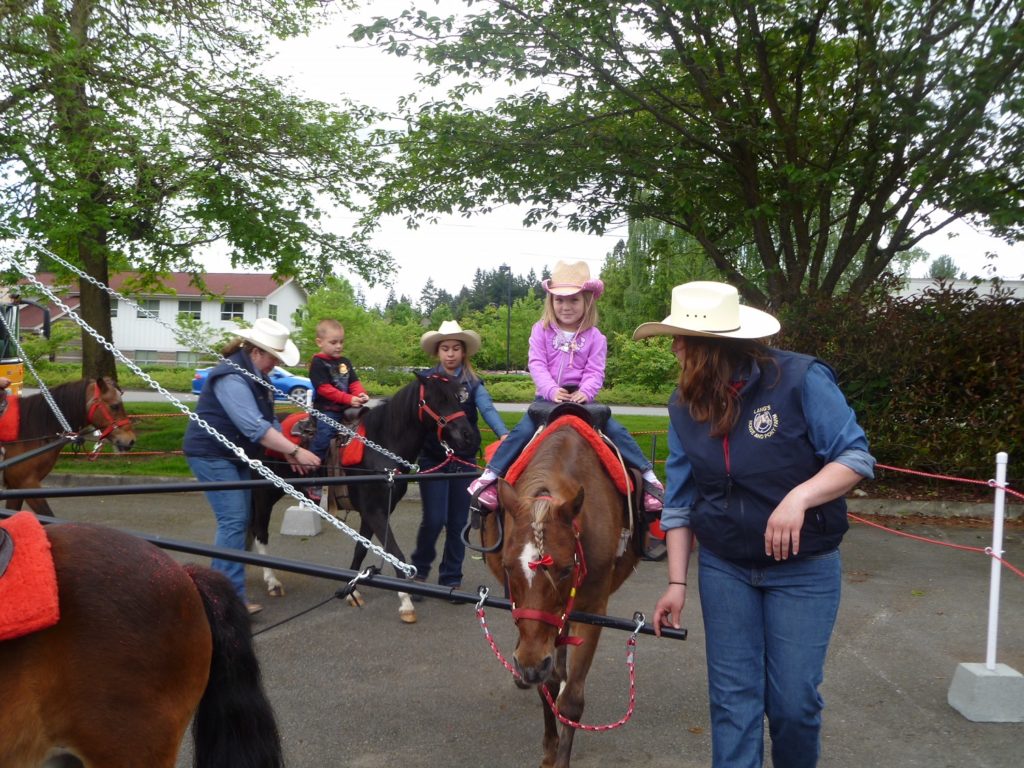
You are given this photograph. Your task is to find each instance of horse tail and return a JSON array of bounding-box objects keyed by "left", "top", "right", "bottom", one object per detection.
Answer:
[{"left": 184, "top": 564, "right": 284, "bottom": 768}]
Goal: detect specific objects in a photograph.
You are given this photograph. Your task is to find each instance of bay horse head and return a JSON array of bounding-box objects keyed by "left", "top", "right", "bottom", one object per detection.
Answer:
[
  {"left": 86, "top": 376, "right": 136, "bottom": 452},
  {"left": 414, "top": 370, "right": 477, "bottom": 456},
  {"left": 496, "top": 479, "right": 587, "bottom": 686}
]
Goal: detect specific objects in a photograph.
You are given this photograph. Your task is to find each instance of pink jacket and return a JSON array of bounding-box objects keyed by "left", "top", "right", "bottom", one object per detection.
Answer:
[{"left": 528, "top": 322, "right": 606, "bottom": 402}]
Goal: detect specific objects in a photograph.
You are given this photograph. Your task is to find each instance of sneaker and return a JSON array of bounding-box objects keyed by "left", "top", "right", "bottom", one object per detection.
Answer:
[{"left": 468, "top": 477, "right": 499, "bottom": 510}]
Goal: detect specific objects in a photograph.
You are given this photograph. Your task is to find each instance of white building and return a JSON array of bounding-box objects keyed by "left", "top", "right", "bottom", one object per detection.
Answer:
[
  {"left": 24, "top": 272, "right": 307, "bottom": 365},
  {"left": 896, "top": 277, "right": 1024, "bottom": 300}
]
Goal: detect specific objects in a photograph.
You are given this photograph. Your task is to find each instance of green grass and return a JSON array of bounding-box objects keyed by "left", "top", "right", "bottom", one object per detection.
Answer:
[{"left": 56, "top": 402, "right": 671, "bottom": 481}]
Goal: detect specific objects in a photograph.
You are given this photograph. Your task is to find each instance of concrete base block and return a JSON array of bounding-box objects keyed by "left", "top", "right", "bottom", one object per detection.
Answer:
[
  {"left": 948, "top": 662, "right": 1024, "bottom": 722},
  {"left": 280, "top": 505, "right": 323, "bottom": 537}
]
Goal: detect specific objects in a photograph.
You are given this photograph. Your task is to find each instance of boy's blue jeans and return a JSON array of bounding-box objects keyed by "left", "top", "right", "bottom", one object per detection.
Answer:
[
  {"left": 486, "top": 400, "right": 653, "bottom": 475},
  {"left": 697, "top": 546, "right": 842, "bottom": 768},
  {"left": 186, "top": 455, "right": 252, "bottom": 602}
]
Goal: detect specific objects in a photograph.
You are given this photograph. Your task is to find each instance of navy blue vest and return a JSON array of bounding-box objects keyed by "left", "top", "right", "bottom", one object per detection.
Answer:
[
  {"left": 419, "top": 366, "right": 481, "bottom": 462},
  {"left": 183, "top": 350, "right": 276, "bottom": 460},
  {"left": 669, "top": 350, "right": 848, "bottom": 566}
]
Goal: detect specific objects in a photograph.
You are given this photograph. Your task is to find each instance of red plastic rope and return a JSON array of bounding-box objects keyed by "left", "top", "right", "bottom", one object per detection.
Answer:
[
  {"left": 875, "top": 463, "right": 1023, "bottom": 502},
  {"left": 476, "top": 605, "right": 638, "bottom": 731}
]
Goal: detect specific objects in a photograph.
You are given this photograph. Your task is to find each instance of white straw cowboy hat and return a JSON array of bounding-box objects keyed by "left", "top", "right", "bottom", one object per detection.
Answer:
[
  {"left": 541, "top": 260, "right": 605, "bottom": 299},
  {"left": 632, "top": 281, "right": 780, "bottom": 340},
  {"left": 420, "top": 320, "right": 482, "bottom": 356},
  {"left": 236, "top": 317, "right": 300, "bottom": 366}
]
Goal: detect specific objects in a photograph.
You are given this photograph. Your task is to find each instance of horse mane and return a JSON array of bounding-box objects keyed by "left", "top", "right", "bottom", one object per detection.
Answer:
[
  {"left": 359, "top": 376, "right": 420, "bottom": 447},
  {"left": 18, "top": 378, "right": 92, "bottom": 439}
]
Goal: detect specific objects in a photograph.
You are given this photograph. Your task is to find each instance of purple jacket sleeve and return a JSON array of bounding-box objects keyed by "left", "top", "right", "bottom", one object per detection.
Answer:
[
  {"left": 576, "top": 328, "right": 606, "bottom": 402},
  {"left": 528, "top": 323, "right": 561, "bottom": 401}
]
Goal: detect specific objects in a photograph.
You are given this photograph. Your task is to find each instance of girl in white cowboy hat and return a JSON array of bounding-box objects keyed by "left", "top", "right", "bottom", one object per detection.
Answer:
[
  {"left": 411, "top": 320, "right": 509, "bottom": 595},
  {"left": 467, "top": 260, "right": 665, "bottom": 512},
  {"left": 183, "top": 317, "right": 321, "bottom": 615},
  {"left": 640, "top": 282, "right": 875, "bottom": 768}
]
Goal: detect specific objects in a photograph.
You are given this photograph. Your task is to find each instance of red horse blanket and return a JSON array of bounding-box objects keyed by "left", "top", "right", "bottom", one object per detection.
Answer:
[
  {"left": 0, "top": 511, "right": 60, "bottom": 641},
  {"left": 270, "top": 413, "right": 365, "bottom": 466},
  {"left": 505, "top": 415, "right": 634, "bottom": 496},
  {"left": 0, "top": 394, "right": 19, "bottom": 442}
]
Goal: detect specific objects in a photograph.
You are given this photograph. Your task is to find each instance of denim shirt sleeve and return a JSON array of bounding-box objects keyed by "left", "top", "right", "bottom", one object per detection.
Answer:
[
  {"left": 803, "top": 362, "right": 876, "bottom": 480},
  {"left": 212, "top": 374, "right": 274, "bottom": 443},
  {"left": 472, "top": 380, "right": 509, "bottom": 437},
  {"left": 662, "top": 421, "right": 697, "bottom": 531}
]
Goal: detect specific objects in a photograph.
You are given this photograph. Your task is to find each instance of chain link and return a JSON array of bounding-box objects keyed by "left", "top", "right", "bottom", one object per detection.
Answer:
[
  {"left": 8, "top": 260, "right": 416, "bottom": 577},
  {"left": 2, "top": 236, "right": 418, "bottom": 471}
]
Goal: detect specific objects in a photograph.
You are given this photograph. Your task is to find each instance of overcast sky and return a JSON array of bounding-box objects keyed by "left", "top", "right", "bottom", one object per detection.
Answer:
[{"left": 230, "top": 1, "right": 1024, "bottom": 307}]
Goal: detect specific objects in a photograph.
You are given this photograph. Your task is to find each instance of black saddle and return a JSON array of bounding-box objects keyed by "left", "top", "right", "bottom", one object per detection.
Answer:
[{"left": 526, "top": 401, "right": 612, "bottom": 430}]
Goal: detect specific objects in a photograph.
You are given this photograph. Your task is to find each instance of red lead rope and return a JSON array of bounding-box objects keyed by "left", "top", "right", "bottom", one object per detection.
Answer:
[{"left": 475, "top": 595, "right": 640, "bottom": 731}]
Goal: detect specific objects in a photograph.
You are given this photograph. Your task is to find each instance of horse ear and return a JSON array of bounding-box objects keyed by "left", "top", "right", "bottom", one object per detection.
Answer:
[
  {"left": 497, "top": 478, "right": 518, "bottom": 512},
  {"left": 98, "top": 376, "right": 115, "bottom": 392},
  {"left": 571, "top": 486, "right": 585, "bottom": 517}
]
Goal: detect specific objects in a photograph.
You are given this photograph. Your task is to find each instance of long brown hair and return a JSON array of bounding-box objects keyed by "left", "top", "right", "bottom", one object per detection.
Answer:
[{"left": 674, "top": 337, "right": 777, "bottom": 438}]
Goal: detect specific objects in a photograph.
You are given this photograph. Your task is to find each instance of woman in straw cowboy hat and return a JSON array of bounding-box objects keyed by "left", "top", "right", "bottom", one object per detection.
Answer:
[
  {"left": 411, "top": 320, "right": 509, "bottom": 595},
  {"left": 467, "top": 259, "right": 665, "bottom": 512},
  {"left": 640, "top": 282, "right": 875, "bottom": 768},
  {"left": 183, "top": 317, "right": 321, "bottom": 615}
]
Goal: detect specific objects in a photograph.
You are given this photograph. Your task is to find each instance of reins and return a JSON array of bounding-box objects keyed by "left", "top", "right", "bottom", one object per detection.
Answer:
[{"left": 475, "top": 586, "right": 643, "bottom": 731}]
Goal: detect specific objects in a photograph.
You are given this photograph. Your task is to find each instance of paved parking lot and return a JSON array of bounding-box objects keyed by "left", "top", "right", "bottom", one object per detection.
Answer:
[{"left": 24, "top": 475, "right": 1023, "bottom": 768}]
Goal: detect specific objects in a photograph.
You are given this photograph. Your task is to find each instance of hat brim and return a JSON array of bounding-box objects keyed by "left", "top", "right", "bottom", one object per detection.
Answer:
[
  {"left": 237, "top": 329, "right": 300, "bottom": 366},
  {"left": 632, "top": 306, "right": 780, "bottom": 341},
  {"left": 420, "top": 330, "right": 481, "bottom": 357},
  {"left": 541, "top": 278, "right": 605, "bottom": 299}
]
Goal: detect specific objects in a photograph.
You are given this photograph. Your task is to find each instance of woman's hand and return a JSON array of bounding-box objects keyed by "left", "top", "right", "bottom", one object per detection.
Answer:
[
  {"left": 286, "top": 446, "right": 321, "bottom": 475},
  {"left": 653, "top": 585, "right": 686, "bottom": 637},
  {"left": 764, "top": 495, "right": 807, "bottom": 560}
]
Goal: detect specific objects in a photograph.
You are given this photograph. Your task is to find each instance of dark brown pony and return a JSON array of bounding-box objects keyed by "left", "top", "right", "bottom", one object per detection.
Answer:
[
  {"left": 1, "top": 378, "right": 136, "bottom": 516},
  {"left": 0, "top": 519, "right": 282, "bottom": 768},
  {"left": 250, "top": 371, "right": 477, "bottom": 623},
  {"left": 482, "top": 425, "right": 639, "bottom": 768}
]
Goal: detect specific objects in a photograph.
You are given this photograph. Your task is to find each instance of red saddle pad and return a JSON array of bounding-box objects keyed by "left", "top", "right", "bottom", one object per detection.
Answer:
[
  {"left": 0, "top": 511, "right": 60, "bottom": 641},
  {"left": 505, "top": 415, "right": 634, "bottom": 497}
]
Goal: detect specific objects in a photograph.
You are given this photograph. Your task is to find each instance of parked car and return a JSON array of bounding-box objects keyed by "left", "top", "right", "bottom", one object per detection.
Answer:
[{"left": 191, "top": 366, "right": 312, "bottom": 402}]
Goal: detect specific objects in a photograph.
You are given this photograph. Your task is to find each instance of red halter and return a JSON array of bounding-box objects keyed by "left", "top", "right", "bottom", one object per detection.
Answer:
[
  {"left": 417, "top": 376, "right": 468, "bottom": 449},
  {"left": 509, "top": 515, "right": 589, "bottom": 647},
  {"left": 86, "top": 382, "right": 132, "bottom": 441}
]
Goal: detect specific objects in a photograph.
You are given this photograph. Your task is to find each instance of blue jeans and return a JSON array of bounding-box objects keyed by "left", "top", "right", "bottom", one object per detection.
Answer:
[
  {"left": 311, "top": 413, "right": 341, "bottom": 460},
  {"left": 187, "top": 455, "right": 253, "bottom": 603},
  {"left": 487, "top": 402, "right": 653, "bottom": 475},
  {"left": 697, "top": 547, "right": 842, "bottom": 768},
  {"left": 411, "top": 459, "right": 472, "bottom": 586}
]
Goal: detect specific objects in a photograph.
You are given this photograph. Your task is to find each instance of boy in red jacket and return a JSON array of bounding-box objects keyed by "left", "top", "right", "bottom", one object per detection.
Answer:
[{"left": 308, "top": 319, "right": 369, "bottom": 463}]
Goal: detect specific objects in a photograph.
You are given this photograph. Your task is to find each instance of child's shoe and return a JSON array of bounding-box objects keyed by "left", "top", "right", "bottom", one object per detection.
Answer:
[
  {"left": 642, "top": 478, "right": 664, "bottom": 513},
  {"left": 468, "top": 476, "right": 499, "bottom": 510}
]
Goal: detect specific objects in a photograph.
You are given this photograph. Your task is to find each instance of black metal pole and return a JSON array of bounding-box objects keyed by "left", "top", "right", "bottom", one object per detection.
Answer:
[{"left": 0, "top": 510, "right": 687, "bottom": 641}]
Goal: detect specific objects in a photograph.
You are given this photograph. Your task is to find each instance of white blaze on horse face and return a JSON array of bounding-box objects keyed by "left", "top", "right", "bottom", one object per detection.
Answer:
[{"left": 519, "top": 540, "right": 541, "bottom": 588}]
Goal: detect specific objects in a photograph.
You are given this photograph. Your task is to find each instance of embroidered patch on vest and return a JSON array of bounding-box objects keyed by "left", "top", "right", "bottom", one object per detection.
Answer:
[{"left": 748, "top": 405, "right": 779, "bottom": 440}]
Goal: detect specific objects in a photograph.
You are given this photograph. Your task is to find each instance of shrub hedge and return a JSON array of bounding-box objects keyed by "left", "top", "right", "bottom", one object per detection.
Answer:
[{"left": 777, "top": 280, "right": 1022, "bottom": 481}]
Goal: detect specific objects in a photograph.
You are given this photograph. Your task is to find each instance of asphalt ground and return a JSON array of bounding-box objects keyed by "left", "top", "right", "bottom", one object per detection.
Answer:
[{"left": 23, "top": 474, "right": 1024, "bottom": 768}]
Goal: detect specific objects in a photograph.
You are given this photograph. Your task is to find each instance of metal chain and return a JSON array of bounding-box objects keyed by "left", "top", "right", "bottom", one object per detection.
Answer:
[
  {"left": 0, "top": 303, "right": 75, "bottom": 434},
  {"left": 10, "top": 264, "right": 416, "bottom": 577},
  {"left": 2, "top": 236, "right": 418, "bottom": 471}
]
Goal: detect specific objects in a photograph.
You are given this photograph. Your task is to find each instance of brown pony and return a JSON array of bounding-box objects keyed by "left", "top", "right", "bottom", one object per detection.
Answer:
[
  {"left": 482, "top": 423, "right": 640, "bottom": 768},
  {"left": 1, "top": 377, "right": 136, "bottom": 516},
  {"left": 0, "top": 518, "right": 282, "bottom": 768}
]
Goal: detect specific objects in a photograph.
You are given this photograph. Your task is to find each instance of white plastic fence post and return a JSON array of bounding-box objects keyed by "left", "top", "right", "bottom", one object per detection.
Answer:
[{"left": 985, "top": 452, "right": 1008, "bottom": 671}]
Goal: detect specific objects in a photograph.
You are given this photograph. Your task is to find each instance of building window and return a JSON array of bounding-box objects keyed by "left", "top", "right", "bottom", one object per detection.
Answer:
[
  {"left": 176, "top": 351, "right": 200, "bottom": 366},
  {"left": 137, "top": 299, "right": 160, "bottom": 318},
  {"left": 221, "top": 301, "right": 244, "bottom": 321},
  {"left": 177, "top": 300, "right": 201, "bottom": 320},
  {"left": 135, "top": 350, "right": 159, "bottom": 365},
  {"left": 268, "top": 304, "right": 278, "bottom": 321},
  {"left": 110, "top": 298, "right": 118, "bottom": 318}
]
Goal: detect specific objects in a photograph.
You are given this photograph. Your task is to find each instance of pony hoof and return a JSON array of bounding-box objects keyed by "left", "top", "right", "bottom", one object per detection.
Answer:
[
  {"left": 345, "top": 590, "right": 365, "bottom": 608},
  {"left": 399, "top": 609, "right": 417, "bottom": 624},
  {"left": 267, "top": 585, "right": 284, "bottom": 597}
]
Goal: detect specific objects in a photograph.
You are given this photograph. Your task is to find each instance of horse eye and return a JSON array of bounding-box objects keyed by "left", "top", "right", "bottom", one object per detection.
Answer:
[{"left": 559, "top": 566, "right": 573, "bottom": 581}]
